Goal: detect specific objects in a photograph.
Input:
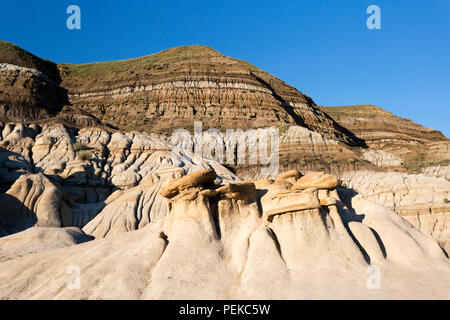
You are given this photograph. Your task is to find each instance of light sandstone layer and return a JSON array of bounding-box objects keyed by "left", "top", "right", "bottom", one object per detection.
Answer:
[
  {"left": 422, "top": 165, "right": 450, "bottom": 181},
  {"left": 0, "top": 227, "right": 92, "bottom": 262}
]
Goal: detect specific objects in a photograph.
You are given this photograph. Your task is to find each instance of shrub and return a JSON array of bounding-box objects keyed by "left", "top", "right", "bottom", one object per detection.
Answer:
[
  {"left": 77, "top": 150, "right": 92, "bottom": 161},
  {"left": 444, "top": 198, "right": 449, "bottom": 204},
  {"left": 72, "top": 142, "right": 89, "bottom": 152},
  {"left": 278, "top": 125, "right": 289, "bottom": 135}
]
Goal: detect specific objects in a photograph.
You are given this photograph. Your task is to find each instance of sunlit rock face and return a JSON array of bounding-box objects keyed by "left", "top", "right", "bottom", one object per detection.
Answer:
[{"left": 341, "top": 170, "right": 450, "bottom": 253}]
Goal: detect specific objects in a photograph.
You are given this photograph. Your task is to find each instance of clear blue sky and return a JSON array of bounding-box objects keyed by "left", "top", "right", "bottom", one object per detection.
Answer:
[{"left": 1, "top": 0, "right": 449, "bottom": 137}]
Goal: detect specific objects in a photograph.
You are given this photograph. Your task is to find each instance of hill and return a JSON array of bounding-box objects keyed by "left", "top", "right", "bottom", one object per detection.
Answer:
[
  {"left": 58, "top": 45, "right": 364, "bottom": 146},
  {"left": 319, "top": 105, "right": 449, "bottom": 173}
]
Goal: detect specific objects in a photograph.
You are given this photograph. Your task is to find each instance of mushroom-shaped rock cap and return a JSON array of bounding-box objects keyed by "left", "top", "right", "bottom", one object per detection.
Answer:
[
  {"left": 276, "top": 170, "right": 302, "bottom": 181},
  {"left": 216, "top": 182, "right": 257, "bottom": 201},
  {"left": 160, "top": 169, "right": 217, "bottom": 198},
  {"left": 320, "top": 197, "right": 338, "bottom": 206},
  {"left": 293, "top": 172, "right": 338, "bottom": 190}
]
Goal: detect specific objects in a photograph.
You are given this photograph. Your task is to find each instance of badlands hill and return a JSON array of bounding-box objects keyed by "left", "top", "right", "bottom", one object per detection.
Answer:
[
  {"left": 3, "top": 41, "right": 449, "bottom": 175},
  {"left": 58, "top": 45, "right": 363, "bottom": 147},
  {"left": 320, "top": 105, "right": 450, "bottom": 175},
  {"left": 0, "top": 41, "right": 363, "bottom": 146},
  {"left": 0, "top": 41, "right": 449, "bottom": 299}
]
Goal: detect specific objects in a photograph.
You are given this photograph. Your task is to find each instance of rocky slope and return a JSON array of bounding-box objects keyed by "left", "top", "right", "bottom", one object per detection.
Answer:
[
  {"left": 1, "top": 42, "right": 447, "bottom": 177},
  {"left": 0, "top": 42, "right": 377, "bottom": 175},
  {"left": 0, "top": 41, "right": 68, "bottom": 121},
  {"left": 319, "top": 105, "right": 450, "bottom": 174},
  {"left": 341, "top": 171, "right": 450, "bottom": 252},
  {"left": 59, "top": 46, "right": 364, "bottom": 148},
  {"left": 319, "top": 105, "right": 447, "bottom": 144},
  {"left": 0, "top": 42, "right": 364, "bottom": 147},
  {"left": 0, "top": 41, "right": 106, "bottom": 129}
]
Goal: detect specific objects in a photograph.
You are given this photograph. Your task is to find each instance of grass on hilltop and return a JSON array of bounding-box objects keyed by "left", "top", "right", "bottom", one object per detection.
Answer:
[{"left": 59, "top": 45, "right": 225, "bottom": 77}]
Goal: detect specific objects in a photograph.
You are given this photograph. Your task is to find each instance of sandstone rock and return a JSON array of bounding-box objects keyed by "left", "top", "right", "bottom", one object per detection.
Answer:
[
  {"left": 82, "top": 178, "right": 168, "bottom": 238},
  {"left": 83, "top": 166, "right": 236, "bottom": 238},
  {"left": 0, "top": 173, "right": 64, "bottom": 234},
  {"left": 320, "top": 197, "right": 337, "bottom": 206},
  {"left": 319, "top": 105, "right": 449, "bottom": 175},
  {"left": 275, "top": 170, "right": 302, "bottom": 184},
  {"left": 0, "top": 227, "right": 92, "bottom": 261},
  {"left": 265, "top": 200, "right": 321, "bottom": 220},
  {"left": 160, "top": 169, "right": 217, "bottom": 198},
  {"left": 422, "top": 165, "right": 450, "bottom": 181},
  {"left": 293, "top": 172, "right": 338, "bottom": 190},
  {"left": 361, "top": 149, "right": 403, "bottom": 168},
  {"left": 252, "top": 179, "right": 274, "bottom": 189},
  {"left": 0, "top": 59, "right": 67, "bottom": 122},
  {"left": 215, "top": 182, "right": 257, "bottom": 201},
  {"left": 341, "top": 170, "right": 450, "bottom": 253},
  {"left": 320, "top": 105, "right": 447, "bottom": 145}
]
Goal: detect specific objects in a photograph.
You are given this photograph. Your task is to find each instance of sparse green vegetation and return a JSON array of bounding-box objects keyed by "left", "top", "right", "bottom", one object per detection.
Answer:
[
  {"left": 382, "top": 141, "right": 394, "bottom": 149},
  {"left": 72, "top": 142, "right": 91, "bottom": 161},
  {"left": 77, "top": 150, "right": 92, "bottom": 161},
  {"left": 72, "top": 142, "right": 89, "bottom": 152},
  {"left": 59, "top": 45, "right": 223, "bottom": 77},
  {"left": 318, "top": 105, "right": 394, "bottom": 118},
  {"left": 278, "top": 125, "right": 289, "bottom": 135},
  {"left": 404, "top": 159, "right": 450, "bottom": 174}
]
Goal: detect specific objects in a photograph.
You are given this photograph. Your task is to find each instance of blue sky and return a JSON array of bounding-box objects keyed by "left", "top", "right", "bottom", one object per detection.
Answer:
[{"left": 1, "top": 0, "right": 449, "bottom": 137}]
